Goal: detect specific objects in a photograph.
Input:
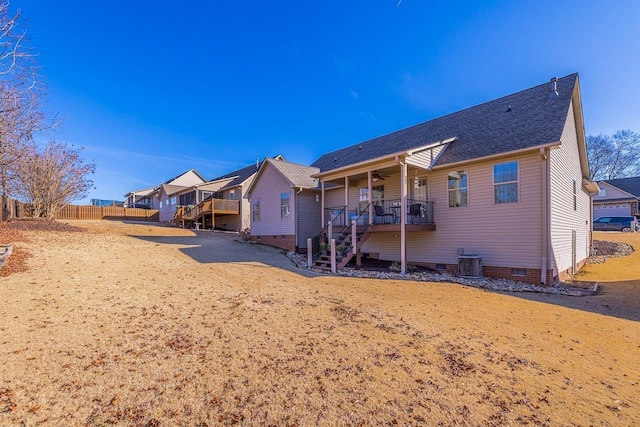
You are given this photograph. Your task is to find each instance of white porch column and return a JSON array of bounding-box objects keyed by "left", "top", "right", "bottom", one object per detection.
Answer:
[
  {"left": 368, "top": 171, "right": 373, "bottom": 225},
  {"left": 330, "top": 238, "right": 337, "bottom": 273},
  {"left": 400, "top": 162, "right": 407, "bottom": 274},
  {"left": 344, "top": 176, "right": 349, "bottom": 214},
  {"left": 321, "top": 181, "right": 325, "bottom": 227}
]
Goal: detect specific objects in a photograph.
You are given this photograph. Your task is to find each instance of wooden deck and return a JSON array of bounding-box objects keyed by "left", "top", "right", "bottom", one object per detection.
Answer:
[{"left": 174, "top": 199, "right": 240, "bottom": 223}]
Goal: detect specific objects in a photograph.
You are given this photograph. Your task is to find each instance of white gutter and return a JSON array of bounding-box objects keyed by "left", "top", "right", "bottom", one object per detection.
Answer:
[
  {"left": 540, "top": 147, "right": 550, "bottom": 285},
  {"left": 313, "top": 137, "right": 456, "bottom": 179},
  {"left": 431, "top": 141, "right": 561, "bottom": 171}
]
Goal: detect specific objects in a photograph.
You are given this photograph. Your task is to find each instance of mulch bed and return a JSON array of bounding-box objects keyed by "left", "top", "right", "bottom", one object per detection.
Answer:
[
  {"left": 0, "top": 219, "right": 85, "bottom": 277},
  {"left": 587, "top": 240, "right": 634, "bottom": 264}
]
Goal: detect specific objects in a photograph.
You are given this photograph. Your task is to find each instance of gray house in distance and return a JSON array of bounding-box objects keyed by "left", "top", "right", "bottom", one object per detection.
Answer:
[{"left": 593, "top": 176, "right": 640, "bottom": 219}]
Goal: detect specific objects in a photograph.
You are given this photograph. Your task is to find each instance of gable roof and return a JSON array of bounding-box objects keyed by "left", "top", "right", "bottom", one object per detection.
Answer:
[
  {"left": 161, "top": 183, "right": 189, "bottom": 197},
  {"left": 602, "top": 176, "right": 640, "bottom": 198},
  {"left": 244, "top": 158, "right": 320, "bottom": 198},
  {"left": 312, "top": 74, "right": 579, "bottom": 173},
  {"left": 124, "top": 186, "right": 157, "bottom": 198},
  {"left": 268, "top": 158, "right": 320, "bottom": 189},
  {"left": 208, "top": 155, "right": 285, "bottom": 191},
  {"left": 164, "top": 169, "right": 207, "bottom": 185}
]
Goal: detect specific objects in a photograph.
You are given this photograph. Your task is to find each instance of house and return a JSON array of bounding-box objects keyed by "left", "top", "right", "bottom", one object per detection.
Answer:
[
  {"left": 124, "top": 186, "right": 159, "bottom": 209},
  {"left": 174, "top": 156, "right": 285, "bottom": 231},
  {"left": 258, "top": 73, "right": 596, "bottom": 285},
  {"left": 155, "top": 169, "right": 208, "bottom": 222},
  {"left": 593, "top": 177, "right": 640, "bottom": 219},
  {"left": 244, "top": 157, "right": 321, "bottom": 251}
]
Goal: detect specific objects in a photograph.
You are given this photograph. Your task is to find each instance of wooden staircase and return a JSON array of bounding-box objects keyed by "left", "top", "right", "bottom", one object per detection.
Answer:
[{"left": 312, "top": 226, "right": 371, "bottom": 271}]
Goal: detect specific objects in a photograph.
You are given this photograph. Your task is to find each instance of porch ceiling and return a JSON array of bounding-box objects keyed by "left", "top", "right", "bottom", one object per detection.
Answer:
[{"left": 322, "top": 164, "right": 429, "bottom": 186}]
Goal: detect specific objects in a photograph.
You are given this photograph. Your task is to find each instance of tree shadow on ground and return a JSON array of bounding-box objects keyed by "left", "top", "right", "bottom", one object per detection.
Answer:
[
  {"left": 499, "top": 280, "right": 640, "bottom": 322},
  {"left": 130, "top": 232, "right": 319, "bottom": 278}
]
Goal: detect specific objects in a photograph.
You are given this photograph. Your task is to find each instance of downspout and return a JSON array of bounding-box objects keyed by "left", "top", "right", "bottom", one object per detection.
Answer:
[
  {"left": 345, "top": 176, "right": 349, "bottom": 219},
  {"left": 540, "top": 147, "right": 550, "bottom": 285},
  {"left": 396, "top": 156, "right": 407, "bottom": 275},
  {"left": 321, "top": 181, "right": 325, "bottom": 227},
  {"left": 295, "top": 187, "right": 303, "bottom": 251}
]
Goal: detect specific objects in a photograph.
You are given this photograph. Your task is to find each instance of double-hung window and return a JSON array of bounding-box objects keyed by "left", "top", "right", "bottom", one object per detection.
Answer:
[
  {"left": 252, "top": 199, "right": 260, "bottom": 221},
  {"left": 494, "top": 161, "right": 518, "bottom": 204},
  {"left": 448, "top": 170, "right": 468, "bottom": 207},
  {"left": 281, "top": 192, "right": 290, "bottom": 219}
]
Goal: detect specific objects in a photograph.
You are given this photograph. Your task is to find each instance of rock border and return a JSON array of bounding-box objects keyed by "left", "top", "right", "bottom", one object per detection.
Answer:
[{"left": 285, "top": 252, "right": 597, "bottom": 297}]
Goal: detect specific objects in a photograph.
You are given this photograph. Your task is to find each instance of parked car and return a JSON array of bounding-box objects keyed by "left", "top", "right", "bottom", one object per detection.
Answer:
[{"left": 592, "top": 216, "right": 639, "bottom": 232}]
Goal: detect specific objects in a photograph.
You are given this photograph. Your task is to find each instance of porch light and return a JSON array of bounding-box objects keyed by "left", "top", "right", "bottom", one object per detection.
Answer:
[{"left": 413, "top": 171, "right": 420, "bottom": 189}]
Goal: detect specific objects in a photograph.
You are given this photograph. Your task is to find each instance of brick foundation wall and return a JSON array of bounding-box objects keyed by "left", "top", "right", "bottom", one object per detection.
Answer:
[
  {"left": 418, "top": 262, "right": 555, "bottom": 285},
  {"left": 249, "top": 234, "right": 296, "bottom": 252}
]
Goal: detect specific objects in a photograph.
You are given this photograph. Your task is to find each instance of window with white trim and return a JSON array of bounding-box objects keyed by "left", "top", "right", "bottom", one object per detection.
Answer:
[
  {"left": 280, "top": 192, "right": 290, "bottom": 219},
  {"left": 252, "top": 198, "right": 260, "bottom": 221},
  {"left": 493, "top": 161, "right": 518, "bottom": 204},
  {"left": 448, "top": 170, "right": 468, "bottom": 207}
]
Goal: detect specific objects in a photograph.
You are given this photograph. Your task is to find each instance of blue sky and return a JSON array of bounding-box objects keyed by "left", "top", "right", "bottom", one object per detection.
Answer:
[{"left": 15, "top": 0, "right": 640, "bottom": 202}]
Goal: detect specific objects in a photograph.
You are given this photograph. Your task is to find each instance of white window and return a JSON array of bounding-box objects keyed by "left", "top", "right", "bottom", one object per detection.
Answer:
[
  {"left": 229, "top": 190, "right": 235, "bottom": 200},
  {"left": 493, "top": 161, "right": 518, "bottom": 204},
  {"left": 448, "top": 170, "right": 468, "bottom": 207},
  {"left": 281, "top": 192, "right": 290, "bottom": 219},
  {"left": 252, "top": 199, "right": 260, "bottom": 221},
  {"left": 599, "top": 187, "right": 606, "bottom": 196},
  {"left": 359, "top": 186, "right": 384, "bottom": 212}
]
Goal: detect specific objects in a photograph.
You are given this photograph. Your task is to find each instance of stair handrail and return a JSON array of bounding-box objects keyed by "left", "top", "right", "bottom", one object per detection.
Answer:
[{"left": 332, "top": 203, "right": 372, "bottom": 260}]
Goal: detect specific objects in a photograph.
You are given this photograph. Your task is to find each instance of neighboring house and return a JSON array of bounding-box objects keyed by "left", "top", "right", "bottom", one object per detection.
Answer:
[
  {"left": 156, "top": 169, "right": 208, "bottom": 222},
  {"left": 245, "top": 157, "right": 321, "bottom": 251},
  {"left": 174, "top": 156, "right": 285, "bottom": 231},
  {"left": 124, "top": 186, "right": 159, "bottom": 209},
  {"left": 593, "top": 177, "right": 640, "bottom": 219},
  {"left": 287, "top": 73, "right": 597, "bottom": 285},
  {"left": 91, "top": 199, "right": 124, "bottom": 207}
]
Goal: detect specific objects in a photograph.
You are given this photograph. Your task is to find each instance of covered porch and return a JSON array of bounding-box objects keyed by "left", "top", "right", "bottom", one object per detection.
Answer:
[{"left": 312, "top": 138, "right": 454, "bottom": 274}]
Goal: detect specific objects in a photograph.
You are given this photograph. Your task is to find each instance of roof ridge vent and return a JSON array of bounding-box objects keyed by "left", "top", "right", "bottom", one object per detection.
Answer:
[{"left": 549, "top": 77, "right": 559, "bottom": 99}]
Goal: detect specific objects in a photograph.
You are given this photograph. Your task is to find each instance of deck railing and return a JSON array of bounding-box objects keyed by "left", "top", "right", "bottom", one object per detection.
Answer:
[
  {"left": 368, "top": 199, "right": 435, "bottom": 225},
  {"left": 175, "top": 198, "right": 240, "bottom": 221}
]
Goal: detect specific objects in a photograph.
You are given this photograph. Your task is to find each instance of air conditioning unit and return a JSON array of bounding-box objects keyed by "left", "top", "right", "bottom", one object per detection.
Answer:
[{"left": 458, "top": 255, "right": 482, "bottom": 278}]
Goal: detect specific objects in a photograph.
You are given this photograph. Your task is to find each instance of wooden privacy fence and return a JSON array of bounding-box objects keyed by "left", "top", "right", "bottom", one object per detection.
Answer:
[
  {"left": 1, "top": 197, "right": 160, "bottom": 222},
  {"left": 1, "top": 196, "right": 30, "bottom": 221},
  {"left": 54, "top": 205, "right": 159, "bottom": 221}
]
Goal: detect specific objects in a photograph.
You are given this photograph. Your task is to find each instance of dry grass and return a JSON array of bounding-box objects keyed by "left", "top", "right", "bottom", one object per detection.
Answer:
[{"left": 1, "top": 221, "right": 638, "bottom": 425}]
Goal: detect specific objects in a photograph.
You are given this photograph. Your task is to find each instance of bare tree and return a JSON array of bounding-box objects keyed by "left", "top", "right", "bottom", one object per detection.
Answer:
[
  {"left": 0, "top": 0, "right": 47, "bottom": 219},
  {"left": 13, "top": 141, "right": 95, "bottom": 219},
  {"left": 587, "top": 130, "right": 640, "bottom": 181}
]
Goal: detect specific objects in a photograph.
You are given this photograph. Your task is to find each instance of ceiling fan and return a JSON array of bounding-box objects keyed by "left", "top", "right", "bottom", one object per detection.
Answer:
[{"left": 372, "top": 171, "right": 387, "bottom": 182}]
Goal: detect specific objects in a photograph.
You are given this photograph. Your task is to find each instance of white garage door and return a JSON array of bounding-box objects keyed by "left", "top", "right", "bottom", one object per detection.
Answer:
[{"left": 593, "top": 203, "right": 630, "bottom": 219}]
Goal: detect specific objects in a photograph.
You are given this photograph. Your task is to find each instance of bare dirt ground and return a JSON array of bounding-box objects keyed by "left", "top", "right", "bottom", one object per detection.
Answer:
[{"left": 1, "top": 221, "right": 638, "bottom": 426}]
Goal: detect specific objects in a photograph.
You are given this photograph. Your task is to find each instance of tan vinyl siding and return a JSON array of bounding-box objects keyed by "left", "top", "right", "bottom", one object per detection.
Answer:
[
  {"left": 405, "top": 144, "right": 446, "bottom": 169},
  {"left": 170, "top": 171, "right": 205, "bottom": 187},
  {"left": 324, "top": 188, "right": 345, "bottom": 209},
  {"left": 296, "top": 191, "right": 322, "bottom": 248},
  {"left": 249, "top": 164, "right": 295, "bottom": 236},
  {"left": 361, "top": 154, "right": 544, "bottom": 268},
  {"left": 550, "top": 100, "right": 591, "bottom": 275}
]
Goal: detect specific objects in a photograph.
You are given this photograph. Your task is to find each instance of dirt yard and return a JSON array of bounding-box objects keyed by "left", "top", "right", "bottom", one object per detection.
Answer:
[{"left": 1, "top": 221, "right": 638, "bottom": 426}]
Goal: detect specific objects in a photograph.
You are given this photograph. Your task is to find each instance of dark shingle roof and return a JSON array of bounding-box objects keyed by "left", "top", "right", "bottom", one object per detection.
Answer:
[
  {"left": 210, "top": 162, "right": 261, "bottom": 190},
  {"left": 603, "top": 177, "right": 640, "bottom": 198},
  {"left": 268, "top": 158, "right": 320, "bottom": 189},
  {"left": 312, "top": 74, "right": 578, "bottom": 172}
]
